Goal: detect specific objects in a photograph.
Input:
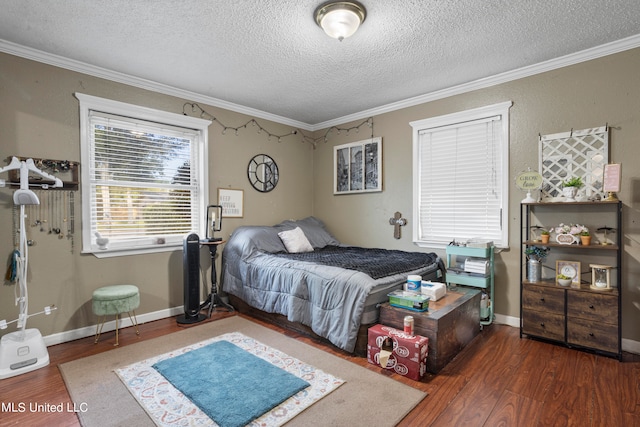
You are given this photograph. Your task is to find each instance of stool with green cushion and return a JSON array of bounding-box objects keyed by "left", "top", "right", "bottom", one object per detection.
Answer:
[{"left": 92, "top": 284, "right": 140, "bottom": 346}]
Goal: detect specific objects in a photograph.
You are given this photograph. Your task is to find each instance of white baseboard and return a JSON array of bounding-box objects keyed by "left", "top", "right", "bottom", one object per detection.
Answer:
[
  {"left": 43, "top": 306, "right": 183, "bottom": 346},
  {"left": 622, "top": 338, "right": 640, "bottom": 355},
  {"left": 493, "top": 314, "right": 640, "bottom": 355},
  {"left": 42, "top": 307, "right": 640, "bottom": 356},
  {"left": 493, "top": 313, "right": 520, "bottom": 328}
]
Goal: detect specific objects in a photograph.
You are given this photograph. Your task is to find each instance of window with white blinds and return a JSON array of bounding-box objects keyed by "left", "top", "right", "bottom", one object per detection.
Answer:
[
  {"left": 411, "top": 101, "right": 512, "bottom": 248},
  {"left": 76, "top": 93, "right": 210, "bottom": 257}
]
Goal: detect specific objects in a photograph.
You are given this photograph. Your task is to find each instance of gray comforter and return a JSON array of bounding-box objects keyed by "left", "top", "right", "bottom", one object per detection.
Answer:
[{"left": 220, "top": 219, "right": 442, "bottom": 352}]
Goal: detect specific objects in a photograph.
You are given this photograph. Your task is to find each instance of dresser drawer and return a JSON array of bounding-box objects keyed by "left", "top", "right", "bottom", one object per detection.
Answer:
[
  {"left": 522, "top": 285, "right": 565, "bottom": 315},
  {"left": 522, "top": 310, "right": 565, "bottom": 341},
  {"left": 567, "top": 291, "right": 618, "bottom": 326},
  {"left": 567, "top": 317, "right": 619, "bottom": 353}
]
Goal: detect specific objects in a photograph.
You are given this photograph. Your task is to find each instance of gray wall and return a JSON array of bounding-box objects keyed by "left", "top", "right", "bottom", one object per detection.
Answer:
[
  {"left": 1, "top": 47, "right": 639, "bottom": 347},
  {"left": 0, "top": 53, "right": 314, "bottom": 336},
  {"left": 312, "top": 48, "right": 640, "bottom": 345}
]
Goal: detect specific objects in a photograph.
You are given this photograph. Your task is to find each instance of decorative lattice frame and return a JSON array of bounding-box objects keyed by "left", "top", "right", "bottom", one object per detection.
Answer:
[{"left": 539, "top": 126, "right": 609, "bottom": 200}]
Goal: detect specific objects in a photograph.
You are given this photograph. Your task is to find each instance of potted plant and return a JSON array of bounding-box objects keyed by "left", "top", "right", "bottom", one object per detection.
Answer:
[
  {"left": 580, "top": 230, "right": 591, "bottom": 246},
  {"left": 525, "top": 245, "right": 550, "bottom": 282},
  {"left": 540, "top": 229, "right": 550, "bottom": 244},
  {"left": 557, "top": 274, "right": 572, "bottom": 286},
  {"left": 561, "top": 176, "right": 583, "bottom": 202}
]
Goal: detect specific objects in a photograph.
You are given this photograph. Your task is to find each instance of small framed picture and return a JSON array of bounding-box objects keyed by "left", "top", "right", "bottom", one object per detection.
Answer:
[
  {"left": 218, "top": 188, "right": 244, "bottom": 218},
  {"left": 556, "top": 260, "right": 581, "bottom": 285}
]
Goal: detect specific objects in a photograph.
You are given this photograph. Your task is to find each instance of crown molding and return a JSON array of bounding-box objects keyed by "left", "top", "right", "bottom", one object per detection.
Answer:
[
  {"left": 0, "top": 39, "right": 314, "bottom": 131},
  {"left": 312, "top": 33, "right": 640, "bottom": 130},
  {"left": 2, "top": 34, "right": 639, "bottom": 132}
]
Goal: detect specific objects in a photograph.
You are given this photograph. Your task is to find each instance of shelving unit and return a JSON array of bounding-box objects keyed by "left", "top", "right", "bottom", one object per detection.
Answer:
[
  {"left": 520, "top": 200, "right": 622, "bottom": 360},
  {"left": 445, "top": 244, "right": 494, "bottom": 326},
  {"left": 5, "top": 156, "right": 79, "bottom": 190}
]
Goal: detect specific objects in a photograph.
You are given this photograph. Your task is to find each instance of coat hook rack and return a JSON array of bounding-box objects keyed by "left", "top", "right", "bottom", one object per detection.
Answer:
[{"left": 5, "top": 156, "right": 79, "bottom": 190}]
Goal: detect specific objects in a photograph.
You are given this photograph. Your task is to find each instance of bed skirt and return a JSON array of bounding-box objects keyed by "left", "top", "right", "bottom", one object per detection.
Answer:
[{"left": 228, "top": 295, "right": 372, "bottom": 357}]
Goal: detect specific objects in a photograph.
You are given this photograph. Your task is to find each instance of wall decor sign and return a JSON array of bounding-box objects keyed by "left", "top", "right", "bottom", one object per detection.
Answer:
[
  {"left": 539, "top": 126, "right": 608, "bottom": 200},
  {"left": 515, "top": 168, "right": 542, "bottom": 203},
  {"left": 334, "top": 137, "right": 382, "bottom": 194},
  {"left": 603, "top": 163, "right": 621, "bottom": 193},
  {"left": 556, "top": 233, "right": 577, "bottom": 245},
  {"left": 217, "top": 188, "right": 244, "bottom": 218}
]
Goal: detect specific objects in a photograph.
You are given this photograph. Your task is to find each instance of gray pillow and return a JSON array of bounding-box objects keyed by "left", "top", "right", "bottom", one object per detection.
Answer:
[
  {"left": 230, "top": 225, "right": 287, "bottom": 254},
  {"left": 275, "top": 216, "right": 340, "bottom": 248}
]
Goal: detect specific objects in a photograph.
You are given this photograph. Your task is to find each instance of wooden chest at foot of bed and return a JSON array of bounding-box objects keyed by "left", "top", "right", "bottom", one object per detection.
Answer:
[{"left": 379, "top": 287, "right": 481, "bottom": 374}]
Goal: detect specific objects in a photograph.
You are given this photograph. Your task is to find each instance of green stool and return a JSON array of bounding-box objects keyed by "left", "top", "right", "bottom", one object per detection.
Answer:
[{"left": 92, "top": 284, "right": 140, "bottom": 346}]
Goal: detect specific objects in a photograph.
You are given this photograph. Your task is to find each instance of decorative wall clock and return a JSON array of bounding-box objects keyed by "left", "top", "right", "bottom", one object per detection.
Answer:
[{"left": 248, "top": 154, "right": 279, "bottom": 192}]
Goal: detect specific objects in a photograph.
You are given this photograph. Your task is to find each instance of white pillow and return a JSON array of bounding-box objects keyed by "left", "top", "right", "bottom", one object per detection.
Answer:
[{"left": 278, "top": 227, "right": 314, "bottom": 253}]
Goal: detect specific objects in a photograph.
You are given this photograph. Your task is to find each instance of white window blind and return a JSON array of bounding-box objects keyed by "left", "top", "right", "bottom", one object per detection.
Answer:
[
  {"left": 77, "top": 93, "right": 210, "bottom": 257},
  {"left": 411, "top": 102, "right": 512, "bottom": 248}
]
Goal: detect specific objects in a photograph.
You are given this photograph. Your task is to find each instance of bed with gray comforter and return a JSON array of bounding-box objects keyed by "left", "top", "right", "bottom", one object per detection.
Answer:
[{"left": 220, "top": 217, "right": 443, "bottom": 353}]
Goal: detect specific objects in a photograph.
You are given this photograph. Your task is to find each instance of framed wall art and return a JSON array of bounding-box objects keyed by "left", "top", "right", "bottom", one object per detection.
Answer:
[
  {"left": 556, "top": 260, "right": 581, "bottom": 286},
  {"left": 334, "top": 137, "right": 382, "bottom": 194},
  {"left": 217, "top": 188, "right": 244, "bottom": 218},
  {"left": 539, "top": 126, "right": 608, "bottom": 200}
]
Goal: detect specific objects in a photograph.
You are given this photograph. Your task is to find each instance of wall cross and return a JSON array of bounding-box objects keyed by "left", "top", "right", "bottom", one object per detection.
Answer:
[{"left": 389, "top": 212, "right": 407, "bottom": 239}]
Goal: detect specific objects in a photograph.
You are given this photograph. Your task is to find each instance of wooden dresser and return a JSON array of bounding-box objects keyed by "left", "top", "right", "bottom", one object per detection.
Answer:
[
  {"left": 522, "top": 282, "right": 619, "bottom": 354},
  {"left": 566, "top": 289, "right": 619, "bottom": 354},
  {"left": 521, "top": 284, "right": 565, "bottom": 341}
]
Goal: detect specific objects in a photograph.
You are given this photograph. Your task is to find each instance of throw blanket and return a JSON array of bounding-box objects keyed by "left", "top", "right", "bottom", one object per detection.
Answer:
[{"left": 273, "top": 246, "right": 440, "bottom": 280}]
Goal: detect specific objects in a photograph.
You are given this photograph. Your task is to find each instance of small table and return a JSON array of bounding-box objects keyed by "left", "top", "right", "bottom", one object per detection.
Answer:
[
  {"left": 200, "top": 239, "right": 234, "bottom": 317},
  {"left": 379, "top": 287, "right": 481, "bottom": 374}
]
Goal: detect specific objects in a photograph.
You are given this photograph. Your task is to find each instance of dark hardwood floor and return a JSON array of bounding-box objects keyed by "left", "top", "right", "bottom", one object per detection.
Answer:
[{"left": 1, "top": 312, "right": 638, "bottom": 426}]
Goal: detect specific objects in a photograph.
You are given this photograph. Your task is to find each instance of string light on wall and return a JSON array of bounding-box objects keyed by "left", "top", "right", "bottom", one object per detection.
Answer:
[
  {"left": 317, "top": 117, "right": 374, "bottom": 145},
  {"left": 182, "top": 102, "right": 373, "bottom": 148}
]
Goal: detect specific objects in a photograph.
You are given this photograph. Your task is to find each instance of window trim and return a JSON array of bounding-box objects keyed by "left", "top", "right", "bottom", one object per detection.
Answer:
[
  {"left": 411, "top": 101, "right": 512, "bottom": 249},
  {"left": 75, "top": 93, "right": 211, "bottom": 257}
]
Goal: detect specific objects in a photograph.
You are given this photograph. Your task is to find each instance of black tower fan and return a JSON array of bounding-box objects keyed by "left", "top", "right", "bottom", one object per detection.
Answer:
[{"left": 177, "top": 232, "right": 206, "bottom": 324}]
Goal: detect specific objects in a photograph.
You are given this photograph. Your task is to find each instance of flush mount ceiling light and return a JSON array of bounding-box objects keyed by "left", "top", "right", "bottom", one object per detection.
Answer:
[{"left": 314, "top": 1, "right": 366, "bottom": 41}]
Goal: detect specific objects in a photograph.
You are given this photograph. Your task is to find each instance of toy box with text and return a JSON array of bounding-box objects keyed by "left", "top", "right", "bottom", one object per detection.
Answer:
[{"left": 367, "top": 324, "right": 429, "bottom": 380}]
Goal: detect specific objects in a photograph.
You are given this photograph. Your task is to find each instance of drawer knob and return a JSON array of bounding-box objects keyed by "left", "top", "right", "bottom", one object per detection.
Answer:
[
  {"left": 589, "top": 333, "right": 594, "bottom": 337},
  {"left": 589, "top": 305, "right": 595, "bottom": 309},
  {"left": 540, "top": 322, "right": 545, "bottom": 327},
  {"left": 540, "top": 298, "right": 545, "bottom": 303}
]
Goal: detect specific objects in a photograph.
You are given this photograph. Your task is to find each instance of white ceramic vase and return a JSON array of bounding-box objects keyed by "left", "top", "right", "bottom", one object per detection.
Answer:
[{"left": 562, "top": 186, "right": 578, "bottom": 202}]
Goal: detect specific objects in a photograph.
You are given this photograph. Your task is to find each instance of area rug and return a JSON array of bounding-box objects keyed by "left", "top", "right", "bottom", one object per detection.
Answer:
[
  {"left": 115, "top": 332, "right": 342, "bottom": 427},
  {"left": 60, "top": 315, "right": 427, "bottom": 427}
]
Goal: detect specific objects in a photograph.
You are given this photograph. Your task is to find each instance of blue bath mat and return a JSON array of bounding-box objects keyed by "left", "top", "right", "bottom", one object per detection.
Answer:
[{"left": 152, "top": 340, "right": 310, "bottom": 427}]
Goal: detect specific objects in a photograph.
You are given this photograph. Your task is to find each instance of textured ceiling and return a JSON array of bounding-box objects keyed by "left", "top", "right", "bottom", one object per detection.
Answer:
[{"left": 0, "top": 0, "right": 639, "bottom": 127}]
